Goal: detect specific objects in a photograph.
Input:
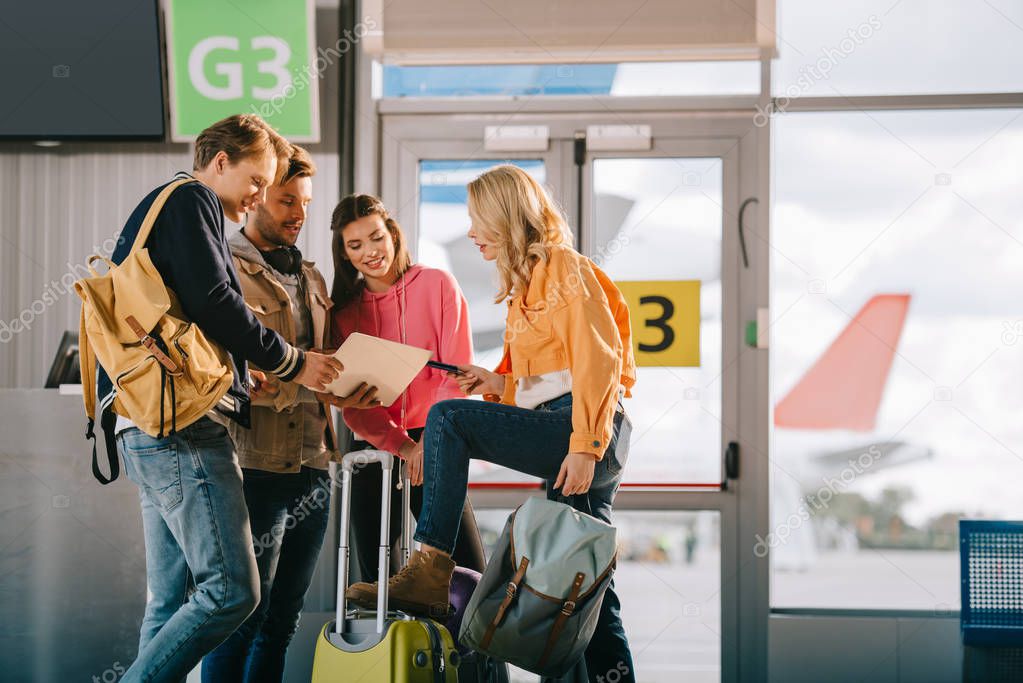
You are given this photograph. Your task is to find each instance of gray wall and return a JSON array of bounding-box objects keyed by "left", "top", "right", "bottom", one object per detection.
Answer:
[
  {"left": 0, "top": 6, "right": 343, "bottom": 389},
  {"left": 0, "top": 390, "right": 147, "bottom": 681},
  {"left": 769, "top": 612, "right": 963, "bottom": 682}
]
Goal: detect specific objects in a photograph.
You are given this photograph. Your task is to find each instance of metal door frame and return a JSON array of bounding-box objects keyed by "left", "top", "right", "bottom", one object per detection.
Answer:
[{"left": 377, "top": 107, "right": 769, "bottom": 683}]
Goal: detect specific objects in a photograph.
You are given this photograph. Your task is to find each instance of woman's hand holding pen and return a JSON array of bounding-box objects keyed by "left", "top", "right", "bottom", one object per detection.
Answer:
[{"left": 450, "top": 364, "right": 504, "bottom": 396}]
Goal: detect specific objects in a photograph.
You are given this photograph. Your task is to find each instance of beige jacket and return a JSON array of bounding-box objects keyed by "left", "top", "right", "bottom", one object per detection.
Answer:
[{"left": 227, "top": 233, "right": 339, "bottom": 472}]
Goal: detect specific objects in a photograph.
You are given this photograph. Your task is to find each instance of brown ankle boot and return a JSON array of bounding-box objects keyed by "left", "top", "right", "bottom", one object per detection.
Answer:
[{"left": 346, "top": 549, "right": 455, "bottom": 618}]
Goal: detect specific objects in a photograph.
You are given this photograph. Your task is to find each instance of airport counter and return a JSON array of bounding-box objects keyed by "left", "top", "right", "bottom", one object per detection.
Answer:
[{"left": 0, "top": 389, "right": 340, "bottom": 682}]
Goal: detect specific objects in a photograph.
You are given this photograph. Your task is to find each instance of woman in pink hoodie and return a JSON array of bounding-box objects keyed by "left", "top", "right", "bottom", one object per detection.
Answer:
[{"left": 327, "top": 194, "right": 485, "bottom": 581}]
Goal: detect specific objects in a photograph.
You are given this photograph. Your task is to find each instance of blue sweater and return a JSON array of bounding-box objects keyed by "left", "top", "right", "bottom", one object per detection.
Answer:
[{"left": 96, "top": 173, "right": 304, "bottom": 428}]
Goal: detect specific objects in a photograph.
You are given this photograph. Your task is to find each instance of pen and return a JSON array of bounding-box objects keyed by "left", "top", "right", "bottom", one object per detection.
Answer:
[{"left": 426, "top": 360, "right": 463, "bottom": 374}]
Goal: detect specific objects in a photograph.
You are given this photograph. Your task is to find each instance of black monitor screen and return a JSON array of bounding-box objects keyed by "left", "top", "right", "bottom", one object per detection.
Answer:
[
  {"left": 0, "top": 0, "right": 164, "bottom": 140},
  {"left": 44, "top": 331, "right": 80, "bottom": 388}
]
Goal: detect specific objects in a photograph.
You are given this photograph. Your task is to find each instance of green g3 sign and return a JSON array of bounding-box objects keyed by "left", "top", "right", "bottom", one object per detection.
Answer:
[{"left": 166, "top": 0, "right": 320, "bottom": 142}]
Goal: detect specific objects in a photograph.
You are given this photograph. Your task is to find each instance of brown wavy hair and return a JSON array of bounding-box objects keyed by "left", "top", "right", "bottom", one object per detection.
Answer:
[
  {"left": 330, "top": 194, "right": 413, "bottom": 309},
  {"left": 280, "top": 144, "right": 316, "bottom": 185}
]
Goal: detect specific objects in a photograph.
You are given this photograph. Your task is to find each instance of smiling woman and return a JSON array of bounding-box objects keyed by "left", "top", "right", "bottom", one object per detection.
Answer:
[
  {"left": 328, "top": 194, "right": 413, "bottom": 308},
  {"left": 327, "top": 192, "right": 487, "bottom": 584}
]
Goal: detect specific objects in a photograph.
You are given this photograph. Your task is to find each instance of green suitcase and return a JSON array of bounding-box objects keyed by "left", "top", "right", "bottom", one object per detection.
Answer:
[{"left": 311, "top": 449, "right": 458, "bottom": 682}]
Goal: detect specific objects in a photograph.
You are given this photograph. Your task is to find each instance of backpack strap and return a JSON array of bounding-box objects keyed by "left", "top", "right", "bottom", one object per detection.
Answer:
[
  {"left": 536, "top": 571, "right": 586, "bottom": 670},
  {"left": 128, "top": 177, "right": 197, "bottom": 254},
  {"left": 84, "top": 409, "right": 119, "bottom": 485},
  {"left": 481, "top": 555, "right": 529, "bottom": 650},
  {"left": 79, "top": 304, "right": 119, "bottom": 484},
  {"left": 79, "top": 304, "right": 96, "bottom": 422}
]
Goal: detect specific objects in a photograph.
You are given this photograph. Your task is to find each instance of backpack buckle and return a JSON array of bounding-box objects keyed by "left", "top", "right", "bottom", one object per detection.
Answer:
[{"left": 125, "top": 315, "right": 181, "bottom": 375}]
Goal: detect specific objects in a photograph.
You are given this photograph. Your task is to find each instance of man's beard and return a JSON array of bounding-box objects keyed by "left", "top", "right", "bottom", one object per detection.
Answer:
[{"left": 254, "top": 215, "right": 299, "bottom": 247}]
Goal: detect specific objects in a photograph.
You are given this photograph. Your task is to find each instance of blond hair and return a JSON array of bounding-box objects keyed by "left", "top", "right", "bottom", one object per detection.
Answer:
[
  {"left": 193, "top": 114, "right": 293, "bottom": 184},
  {"left": 466, "top": 165, "right": 573, "bottom": 302}
]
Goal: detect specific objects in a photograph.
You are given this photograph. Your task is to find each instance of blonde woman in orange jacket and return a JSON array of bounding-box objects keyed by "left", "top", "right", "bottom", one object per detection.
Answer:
[{"left": 346, "top": 165, "right": 637, "bottom": 681}]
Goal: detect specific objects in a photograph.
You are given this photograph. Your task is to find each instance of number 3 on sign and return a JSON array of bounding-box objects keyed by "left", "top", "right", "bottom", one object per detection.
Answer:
[{"left": 615, "top": 281, "right": 700, "bottom": 367}]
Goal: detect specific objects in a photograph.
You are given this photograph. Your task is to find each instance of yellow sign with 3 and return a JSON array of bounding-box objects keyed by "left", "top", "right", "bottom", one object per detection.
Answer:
[{"left": 615, "top": 280, "right": 700, "bottom": 367}]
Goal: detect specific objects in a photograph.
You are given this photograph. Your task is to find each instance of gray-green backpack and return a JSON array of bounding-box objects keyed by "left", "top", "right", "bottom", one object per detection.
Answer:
[{"left": 459, "top": 496, "right": 617, "bottom": 677}]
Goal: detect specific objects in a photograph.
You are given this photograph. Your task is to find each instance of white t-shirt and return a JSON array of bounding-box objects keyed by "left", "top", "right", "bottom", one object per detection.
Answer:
[{"left": 515, "top": 369, "right": 573, "bottom": 410}]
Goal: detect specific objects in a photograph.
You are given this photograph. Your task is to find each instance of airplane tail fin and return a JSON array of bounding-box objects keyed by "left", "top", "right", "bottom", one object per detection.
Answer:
[{"left": 774, "top": 294, "right": 911, "bottom": 431}]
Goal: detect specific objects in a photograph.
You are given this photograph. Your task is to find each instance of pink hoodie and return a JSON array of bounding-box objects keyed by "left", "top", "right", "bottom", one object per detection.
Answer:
[{"left": 331, "top": 264, "right": 473, "bottom": 454}]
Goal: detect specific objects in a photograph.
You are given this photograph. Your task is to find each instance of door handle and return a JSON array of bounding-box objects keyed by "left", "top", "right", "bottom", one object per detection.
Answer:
[{"left": 722, "top": 441, "right": 739, "bottom": 490}]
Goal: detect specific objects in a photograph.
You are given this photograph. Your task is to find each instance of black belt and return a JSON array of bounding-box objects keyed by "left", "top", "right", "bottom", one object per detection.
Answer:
[
  {"left": 535, "top": 392, "right": 625, "bottom": 415},
  {"left": 534, "top": 392, "right": 572, "bottom": 412}
]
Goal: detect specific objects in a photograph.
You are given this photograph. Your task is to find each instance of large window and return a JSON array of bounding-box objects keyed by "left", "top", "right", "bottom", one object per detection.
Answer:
[
  {"left": 417, "top": 158, "right": 547, "bottom": 366},
  {"left": 416, "top": 158, "right": 548, "bottom": 485},
  {"left": 769, "top": 108, "right": 1023, "bottom": 608},
  {"left": 591, "top": 158, "right": 724, "bottom": 485},
  {"left": 377, "top": 61, "right": 760, "bottom": 98},
  {"left": 774, "top": 0, "right": 1023, "bottom": 96}
]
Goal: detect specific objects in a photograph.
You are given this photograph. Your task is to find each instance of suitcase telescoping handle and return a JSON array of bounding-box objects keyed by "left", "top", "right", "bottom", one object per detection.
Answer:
[
  {"left": 399, "top": 459, "right": 413, "bottom": 566},
  {"left": 335, "top": 450, "right": 412, "bottom": 636}
]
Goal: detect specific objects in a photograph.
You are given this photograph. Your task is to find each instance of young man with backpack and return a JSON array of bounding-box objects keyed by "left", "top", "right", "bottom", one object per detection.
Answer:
[
  {"left": 200, "top": 145, "right": 378, "bottom": 681},
  {"left": 95, "top": 115, "right": 345, "bottom": 682}
]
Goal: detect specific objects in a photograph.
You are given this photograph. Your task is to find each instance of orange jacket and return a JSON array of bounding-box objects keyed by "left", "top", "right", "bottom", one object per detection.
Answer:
[{"left": 486, "top": 244, "right": 636, "bottom": 458}]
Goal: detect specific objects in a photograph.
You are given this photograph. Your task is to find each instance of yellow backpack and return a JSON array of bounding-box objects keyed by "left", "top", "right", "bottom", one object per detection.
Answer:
[{"left": 75, "top": 178, "right": 234, "bottom": 479}]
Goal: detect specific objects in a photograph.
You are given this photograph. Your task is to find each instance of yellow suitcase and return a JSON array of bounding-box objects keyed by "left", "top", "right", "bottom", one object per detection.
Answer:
[{"left": 311, "top": 450, "right": 459, "bottom": 682}]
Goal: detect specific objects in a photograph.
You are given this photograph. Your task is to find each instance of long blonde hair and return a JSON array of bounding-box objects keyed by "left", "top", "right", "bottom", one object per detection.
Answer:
[{"left": 466, "top": 165, "right": 573, "bottom": 302}]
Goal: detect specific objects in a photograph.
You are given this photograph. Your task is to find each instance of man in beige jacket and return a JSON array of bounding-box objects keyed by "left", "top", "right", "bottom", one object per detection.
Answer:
[{"left": 203, "top": 145, "right": 377, "bottom": 682}]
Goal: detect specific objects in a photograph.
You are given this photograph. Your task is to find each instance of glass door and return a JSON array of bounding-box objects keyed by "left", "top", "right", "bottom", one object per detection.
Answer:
[
  {"left": 382, "top": 137, "right": 569, "bottom": 487},
  {"left": 579, "top": 139, "right": 743, "bottom": 683},
  {"left": 380, "top": 112, "right": 766, "bottom": 683},
  {"left": 585, "top": 152, "right": 730, "bottom": 486}
]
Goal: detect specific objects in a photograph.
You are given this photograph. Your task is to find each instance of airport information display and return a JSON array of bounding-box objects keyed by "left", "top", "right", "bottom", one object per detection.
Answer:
[{"left": 166, "top": 0, "right": 320, "bottom": 142}]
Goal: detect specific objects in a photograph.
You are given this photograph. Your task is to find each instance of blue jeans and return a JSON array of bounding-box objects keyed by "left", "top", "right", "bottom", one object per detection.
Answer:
[
  {"left": 415, "top": 393, "right": 636, "bottom": 683},
  {"left": 350, "top": 427, "right": 487, "bottom": 582},
  {"left": 202, "top": 466, "right": 331, "bottom": 683},
  {"left": 117, "top": 417, "right": 260, "bottom": 683}
]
